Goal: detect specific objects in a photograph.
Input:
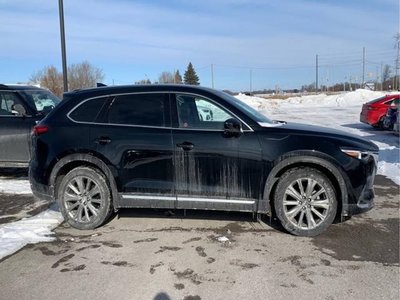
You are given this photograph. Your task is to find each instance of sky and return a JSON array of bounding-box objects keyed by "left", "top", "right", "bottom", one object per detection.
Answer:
[{"left": 0, "top": 0, "right": 398, "bottom": 91}]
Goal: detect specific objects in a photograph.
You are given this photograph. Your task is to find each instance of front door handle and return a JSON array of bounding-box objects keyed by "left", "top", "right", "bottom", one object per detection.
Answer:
[
  {"left": 176, "top": 142, "right": 194, "bottom": 151},
  {"left": 95, "top": 137, "right": 112, "bottom": 145}
]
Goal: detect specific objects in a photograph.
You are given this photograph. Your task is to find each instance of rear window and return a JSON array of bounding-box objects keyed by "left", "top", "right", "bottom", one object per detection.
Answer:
[
  {"left": 107, "top": 93, "right": 166, "bottom": 127},
  {"left": 69, "top": 97, "right": 109, "bottom": 122}
]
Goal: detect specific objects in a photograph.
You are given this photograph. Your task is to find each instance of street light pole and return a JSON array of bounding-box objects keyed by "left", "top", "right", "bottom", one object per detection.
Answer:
[{"left": 58, "top": 0, "right": 68, "bottom": 92}]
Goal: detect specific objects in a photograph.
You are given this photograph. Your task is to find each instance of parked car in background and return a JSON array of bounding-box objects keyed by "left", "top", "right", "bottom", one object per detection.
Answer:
[
  {"left": 0, "top": 84, "right": 60, "bottom": 167},
  {"left": 360, "top": 94, "right": 400, "bottom": 128},
  {"left": 30, "top": 85, "right": 379, "bottom": 236}
]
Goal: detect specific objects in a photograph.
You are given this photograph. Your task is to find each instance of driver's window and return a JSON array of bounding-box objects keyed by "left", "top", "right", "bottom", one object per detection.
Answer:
[
  {"left": 176, "top": 94, "right": 233, "bottom": 129},
  {"left": 0, "top": 92, "right": 25, "bottom": 116}
]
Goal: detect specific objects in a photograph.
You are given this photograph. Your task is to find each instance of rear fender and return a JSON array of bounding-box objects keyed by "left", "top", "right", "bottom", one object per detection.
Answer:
[{"left": 49, "top": 153, "right": 120, "bottom": 210}]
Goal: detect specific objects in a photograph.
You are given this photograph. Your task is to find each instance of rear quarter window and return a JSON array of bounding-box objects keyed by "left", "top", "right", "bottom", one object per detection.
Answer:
[{"left": 69, "top": 97, "right": 109, "bottom": 122}]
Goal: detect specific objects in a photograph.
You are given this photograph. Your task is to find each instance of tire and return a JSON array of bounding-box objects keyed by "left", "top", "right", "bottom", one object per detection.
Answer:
[
  {"left": 57, "top": 166, "right": 113, "bottom": 230},
  {"left": 274, "top": 167, "right": 337, "bottom": 237}
]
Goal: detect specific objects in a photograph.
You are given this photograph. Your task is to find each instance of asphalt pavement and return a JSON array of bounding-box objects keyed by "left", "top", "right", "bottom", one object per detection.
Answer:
[{"left": 0, "top": 175, "right": 398, "bottom": 300}]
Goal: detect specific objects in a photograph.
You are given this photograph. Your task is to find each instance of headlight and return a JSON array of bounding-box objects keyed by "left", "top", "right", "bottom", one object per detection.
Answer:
[{"left": 341, "top": 149, "right": 379, "bottom": 164}]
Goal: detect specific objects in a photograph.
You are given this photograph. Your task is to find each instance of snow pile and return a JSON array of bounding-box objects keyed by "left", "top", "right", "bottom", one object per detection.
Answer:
[
  {"left": 236, "top": 89, "right": 399, "bottom": 185},
  {"left": 0, "top": 205, "right": 63, "bottom": 260},
  {"left": 0, "top": 177, "right": 31, "bottom": 194}
]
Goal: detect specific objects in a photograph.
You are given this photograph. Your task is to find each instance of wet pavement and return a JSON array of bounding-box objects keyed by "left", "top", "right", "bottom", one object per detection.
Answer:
[{"left": 0, "top": 175, "right": 398, "bottom": 300}]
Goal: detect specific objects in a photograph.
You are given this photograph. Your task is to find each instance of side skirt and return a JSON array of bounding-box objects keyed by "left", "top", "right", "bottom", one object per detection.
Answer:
[{"left": 118, "top": 193, "right": 257, "bottom": 212}]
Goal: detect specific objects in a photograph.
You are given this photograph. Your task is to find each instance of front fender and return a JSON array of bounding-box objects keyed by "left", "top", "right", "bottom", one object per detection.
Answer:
[{"left": 259, "top": 150, "right": 349, "bottom": 218}]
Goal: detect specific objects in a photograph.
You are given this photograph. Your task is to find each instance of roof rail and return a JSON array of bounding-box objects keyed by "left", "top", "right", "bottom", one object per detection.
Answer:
[{"left": 97, "top": 82, "right": 107, "bottom": 87}]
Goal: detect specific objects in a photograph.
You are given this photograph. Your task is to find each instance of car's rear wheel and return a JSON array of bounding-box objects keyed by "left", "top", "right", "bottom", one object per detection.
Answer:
[
  {"left": 57, "top": 166, "right": 113, "bottom": 230},
  {"left": 274, "top": 167, "right": 337, "bottom": 236}
]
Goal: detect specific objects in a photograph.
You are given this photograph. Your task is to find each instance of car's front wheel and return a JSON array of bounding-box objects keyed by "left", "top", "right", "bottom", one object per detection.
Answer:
[
  {"left": 274, "top": 167, "right": 337, "bottom": 236},
  {"left": 57, "top": 166, "right": 113, "bottom": 230}
]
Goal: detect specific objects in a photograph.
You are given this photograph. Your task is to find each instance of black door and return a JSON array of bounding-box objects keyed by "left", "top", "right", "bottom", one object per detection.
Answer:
[
  {"left": 0, "top": 91, "right": 37, "bottom": 165},
  {"left": 94, "top": 92, "right": 175, "bottom": 208},
  {"left": 172, "top": 93, "right": 262, "bottom": 212}
]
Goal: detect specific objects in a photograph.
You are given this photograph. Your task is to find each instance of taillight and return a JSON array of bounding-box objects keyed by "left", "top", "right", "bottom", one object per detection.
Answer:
[{"left": 32, "top": 125, "right": 49, "bottom": 136}]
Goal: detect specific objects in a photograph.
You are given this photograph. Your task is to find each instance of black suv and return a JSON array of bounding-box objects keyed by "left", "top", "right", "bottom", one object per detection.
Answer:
[
  {"left": 0, "top": 84, "right": 60, "bottom": 167},
  {"left": 30, "top": 85, "right": 379, "bottom": 236}
]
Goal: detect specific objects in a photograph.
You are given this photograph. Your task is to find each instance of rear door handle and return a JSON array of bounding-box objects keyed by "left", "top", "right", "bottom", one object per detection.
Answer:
[
  {"left": 176, "top": 142, "right": 194, "bottom": 151},
  {"left": 95, "top": 137, "right": 112, "bottom": 145}
]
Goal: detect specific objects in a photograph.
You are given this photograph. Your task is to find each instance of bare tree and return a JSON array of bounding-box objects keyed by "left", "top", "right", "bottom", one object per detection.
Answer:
[
  {"left": 30, "top": 61, "right": 104, "bottom": 97},
  {"left": 30, "top": 66, "right": 63, "bottom": 97},
  {"left": 135, "top": 79, "right": 151, "bottom": 85},
  {"left": 68, "top": 61, "right": 104, "bottom": 91},
  {"left": 382, "top": 65, "right": 391, "bottom": 83},
  {"left": 174, "top": 70, "right": 182, "bottom": 84},
  {"left": 158, "top": 71, "right": 175, "bottom": 84},
  {"left": 394, "top": 32, "right": 400, "bottom": 90}
]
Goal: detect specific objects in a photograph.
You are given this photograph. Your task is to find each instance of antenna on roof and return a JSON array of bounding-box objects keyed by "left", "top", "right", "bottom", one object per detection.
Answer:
[{"left": 97, "top": 83, "right": 107, "bottom": 87}]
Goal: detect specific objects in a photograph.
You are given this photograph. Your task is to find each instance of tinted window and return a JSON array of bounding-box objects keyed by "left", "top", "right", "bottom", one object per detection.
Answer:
[
  {"left": 69, "top": 97, "right": 108, "bottom": 122},
  {"left": 108, "top": 93, "right": 166, "bottom": 127},
  {"left": 176, "top": 94, "right": 234, "bottom": 130}
]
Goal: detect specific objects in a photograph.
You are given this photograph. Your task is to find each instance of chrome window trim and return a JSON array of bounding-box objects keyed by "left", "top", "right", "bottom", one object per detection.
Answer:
[{"left": 66, "top": 91, "right": 254, "bottom": 132}]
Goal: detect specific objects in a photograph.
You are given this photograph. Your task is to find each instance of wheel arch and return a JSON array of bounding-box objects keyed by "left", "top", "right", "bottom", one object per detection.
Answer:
[
  {"left": 260, "top": 151, "right": 349, "bottom": 220},
  {"left": 48, "top": 153, "right": 120, "bottom": 210}
]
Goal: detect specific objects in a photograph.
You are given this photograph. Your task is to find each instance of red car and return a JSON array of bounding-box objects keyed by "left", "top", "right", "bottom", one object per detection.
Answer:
[{"left": 360, "top": 94, "right": 400, "bottom": 128}]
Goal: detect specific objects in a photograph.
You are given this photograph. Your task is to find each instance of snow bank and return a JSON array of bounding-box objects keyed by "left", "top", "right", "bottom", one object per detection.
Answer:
[
  {"left": 0, "top": 205, "right": 63, "bottom": 260},
  {"left": 0, "top": 177, "right": 31, "bottom": 194},
  {"left": 236, "top": 89, "right": 399, "bottom": 185}
]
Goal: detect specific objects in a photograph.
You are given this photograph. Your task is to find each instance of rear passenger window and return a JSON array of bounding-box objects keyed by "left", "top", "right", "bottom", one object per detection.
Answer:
[
  {"left": 69, "top": 97, "right": 108, "bottom": 122},
  {"left": 107, "top": 94, "right": 166, "bottom": 127}
]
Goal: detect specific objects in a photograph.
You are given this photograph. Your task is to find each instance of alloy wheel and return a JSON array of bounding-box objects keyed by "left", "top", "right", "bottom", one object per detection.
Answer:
[{"left": 283, "top": 178, "right": 330, "bottom": 230}]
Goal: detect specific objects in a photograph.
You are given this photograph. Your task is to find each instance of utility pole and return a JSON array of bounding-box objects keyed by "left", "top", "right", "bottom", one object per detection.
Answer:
[
  {"left": 315, "top": 54, "right": 319, "bottom": 93},
  {"left": 395, "top": 33, "right": 400, "bottom": 90},
  {"left": 362, "top": 47, "right": 365, "bottom": 88},
  {"left": 211, "top": 64, "right": 214, "bottom": 88},
  {"left": 380, "top": 62, "right": 383, "bottom": 91},
  {"left": 58, "top": 0, "right": 68, "bottom": 92},
  {"left": 250, "top": 69, "right": 252, "bottom": 94}
]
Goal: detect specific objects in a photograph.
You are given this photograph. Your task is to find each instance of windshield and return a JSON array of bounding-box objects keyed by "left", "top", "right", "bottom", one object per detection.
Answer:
[
  {"left": 216, "top": 90, "right": 273, "bottom": 123},
  {"left": 23, "top": 90, "right": 61, "bottom": 112}
]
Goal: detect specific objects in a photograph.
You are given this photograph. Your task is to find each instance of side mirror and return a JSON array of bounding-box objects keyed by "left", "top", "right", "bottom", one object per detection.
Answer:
[
  {"left": 223, "top": 118, "right": 242, "bottom": 137},
  {"left": 12, "top": 104, "right": 27, "bottom": 116}
]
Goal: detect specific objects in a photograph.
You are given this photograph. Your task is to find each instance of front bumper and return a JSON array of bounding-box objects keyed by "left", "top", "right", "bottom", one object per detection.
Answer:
[{"left": 344, "top": 152, "right": 378, "bottom": 216}]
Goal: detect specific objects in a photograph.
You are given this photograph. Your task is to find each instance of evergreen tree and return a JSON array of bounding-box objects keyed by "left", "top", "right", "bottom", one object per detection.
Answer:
[{"left": 183, "top": 62, "right": 200, "bottom": 85}]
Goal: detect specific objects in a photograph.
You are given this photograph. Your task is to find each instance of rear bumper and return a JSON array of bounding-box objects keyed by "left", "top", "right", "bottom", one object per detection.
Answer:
[
  {"left": 29, "top": 165, "right": 54, "bottom": 202},
  {"left": 359, "top": 112, "right": 369, "bottom": 124}
]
